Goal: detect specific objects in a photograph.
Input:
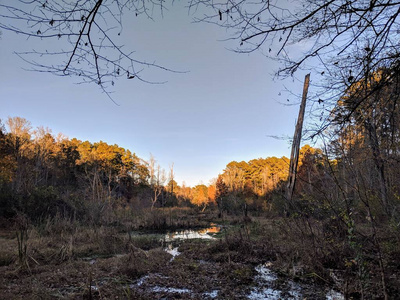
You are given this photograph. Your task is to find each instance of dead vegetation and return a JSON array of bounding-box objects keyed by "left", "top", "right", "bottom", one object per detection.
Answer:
[{"left": 0, "top": 211, "right": 399, "bottom": 299}]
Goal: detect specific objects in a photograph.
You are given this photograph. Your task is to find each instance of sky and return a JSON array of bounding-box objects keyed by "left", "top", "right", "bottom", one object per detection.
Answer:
[{"left": 0, "top": 2, "right": 308, "bottom": 187}]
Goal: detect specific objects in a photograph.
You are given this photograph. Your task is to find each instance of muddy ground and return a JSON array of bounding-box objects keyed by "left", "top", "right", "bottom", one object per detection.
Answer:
[
  {"left": 3, "top": 212, "right": 400, "bottom": 299},
  {"left": 0, "top": 218, "right": 347, "bottom": 299}
]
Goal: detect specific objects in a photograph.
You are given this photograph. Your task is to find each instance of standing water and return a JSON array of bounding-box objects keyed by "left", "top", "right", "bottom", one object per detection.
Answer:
[
  {"left": 162, "top": 224, "right": 221, "bottom": 260},
  {"left": 248, "top": 262, "right": 344, "bottom": 300},
  {"left": 163, "top": 224, "right": 221, "bottom": 242}
]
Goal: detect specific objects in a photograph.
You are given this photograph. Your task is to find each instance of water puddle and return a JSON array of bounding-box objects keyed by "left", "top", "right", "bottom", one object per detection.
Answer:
[
  {"left": 248, "top": 263, "right": 284, "bottom": 300},
  {"left": 203, "top": 290, "right": 219, "bottom": 298},
  {"left": 131, "top": 273, "right": 219, "bottom": 299},
  {"left": 326, "top": 289, "right": 345, "bottom": 300},
  {"left": 163, "top": 224, "right": 221, "bottom": 242},
  {"left": 255, "top": 263, "right": 277, "bottom": 281},
  {"left": 160, "top": 224, "right": 221, "bottom": 260},
  {"left": 164, "top": 244, "right": 181, "bottom": 261},
  {"left": 151, "top": 286, "right": 191, "bottom": 294},
  {"left": 128, "top": 224, "right": 221, "bottom": 260},
  {"left": 135, "top": 275, "right": 149, "bottom": 287},
  {"left": 248, "top": 262, "right": 344, "bottom": 300},
  {"left": 130, "top": 224, "right": 221, "bottom": 245}
]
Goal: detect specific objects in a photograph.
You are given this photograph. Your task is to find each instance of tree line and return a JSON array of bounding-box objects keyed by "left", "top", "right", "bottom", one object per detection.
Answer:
[
  {"left": 0, "top": 115, "right": 313, "bottom": 222},
  {"left": 0, "top": 117, "right": 218, "bottom": 223}
]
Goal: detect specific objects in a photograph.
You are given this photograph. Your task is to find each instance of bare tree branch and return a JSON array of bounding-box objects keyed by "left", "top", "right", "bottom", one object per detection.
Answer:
[
  {"left": 0, "top": 0, "right": 185, "bottom": 101},
  {"left": 190, "top": 0, "right": 400, "bottom": 137}
]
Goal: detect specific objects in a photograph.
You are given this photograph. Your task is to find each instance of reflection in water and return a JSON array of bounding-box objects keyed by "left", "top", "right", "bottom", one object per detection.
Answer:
[
  {"left": 164, "top": 226, "right": 221, "bottom": 242},
  {"left": 326, "top": 290, "right": 345, "bottom": 300},
  {"left": 248, "top": 264, "right": 283, "bottom": 300},
  {"left": 132, "top": 274, "right": 219, "bottom": 299},
  {"left": 151, "top": 286, "right": 191, "bottom": 294},
  {"left": 248, "top": 263, "right": 345, "bottom": 300},
  {"left": 162, "top": 225, "right": 222, "bottom": 261},
  {"left": 165, "top": 244, "right": 181, "bottom": 261}
]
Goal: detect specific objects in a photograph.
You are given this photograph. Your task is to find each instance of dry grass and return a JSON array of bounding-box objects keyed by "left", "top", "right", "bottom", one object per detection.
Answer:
[{"left": 1, "top": 212, "right": 399, "bottom": 299}]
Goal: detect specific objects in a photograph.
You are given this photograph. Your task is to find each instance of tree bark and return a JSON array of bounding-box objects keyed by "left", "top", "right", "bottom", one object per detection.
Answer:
[{"left": 286, "top": 74, "right": 310, "bottom": 211}]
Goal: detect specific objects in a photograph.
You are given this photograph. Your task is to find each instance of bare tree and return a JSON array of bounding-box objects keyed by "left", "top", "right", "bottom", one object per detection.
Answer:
[
  {"left": 286, "top": 74, "right": 310, "bottom": 209},
  {"left": 0, "top": 0, "right": 179, "bottom": 100},
  {"left": 147, "top": 154, "right": 166, "bottom": 209},
  {"left": 192, "top": 0, "right": 400, "bottom": 129},
  {"left": 194, "top": 1, "right": 400, "bottom": 73},
  {"left": 3, "top": 0, "right": 400, "bottom": 114},
  {"left": 168, "top": 162, "right": 175, "bottom": 201}
]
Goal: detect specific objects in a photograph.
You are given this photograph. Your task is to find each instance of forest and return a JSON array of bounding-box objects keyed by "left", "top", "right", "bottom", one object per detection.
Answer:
[
  {"left": 0, "top": 116, "right": 293, "bottom": 221},
  {"left": 2, "top": 0, "right": 400, "bottom": 299}
]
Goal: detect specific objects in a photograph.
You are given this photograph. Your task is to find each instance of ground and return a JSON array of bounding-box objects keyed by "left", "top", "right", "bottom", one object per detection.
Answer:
[{"left": 0, "top": 215, "right": 347, "bottom": 299}]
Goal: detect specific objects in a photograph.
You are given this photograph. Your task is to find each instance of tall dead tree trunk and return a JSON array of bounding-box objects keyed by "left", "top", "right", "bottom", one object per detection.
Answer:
[
  {"left": 286, "top": 74, "right": 310, "bottom": 212},
  {"left": 365, "top": 117, "right": 389, "bottom": 214}
]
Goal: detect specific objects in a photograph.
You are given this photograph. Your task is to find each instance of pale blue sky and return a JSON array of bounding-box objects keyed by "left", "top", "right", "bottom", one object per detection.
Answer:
[{"left": 0, "top": 2, "right": 306, "bottom": 186}]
